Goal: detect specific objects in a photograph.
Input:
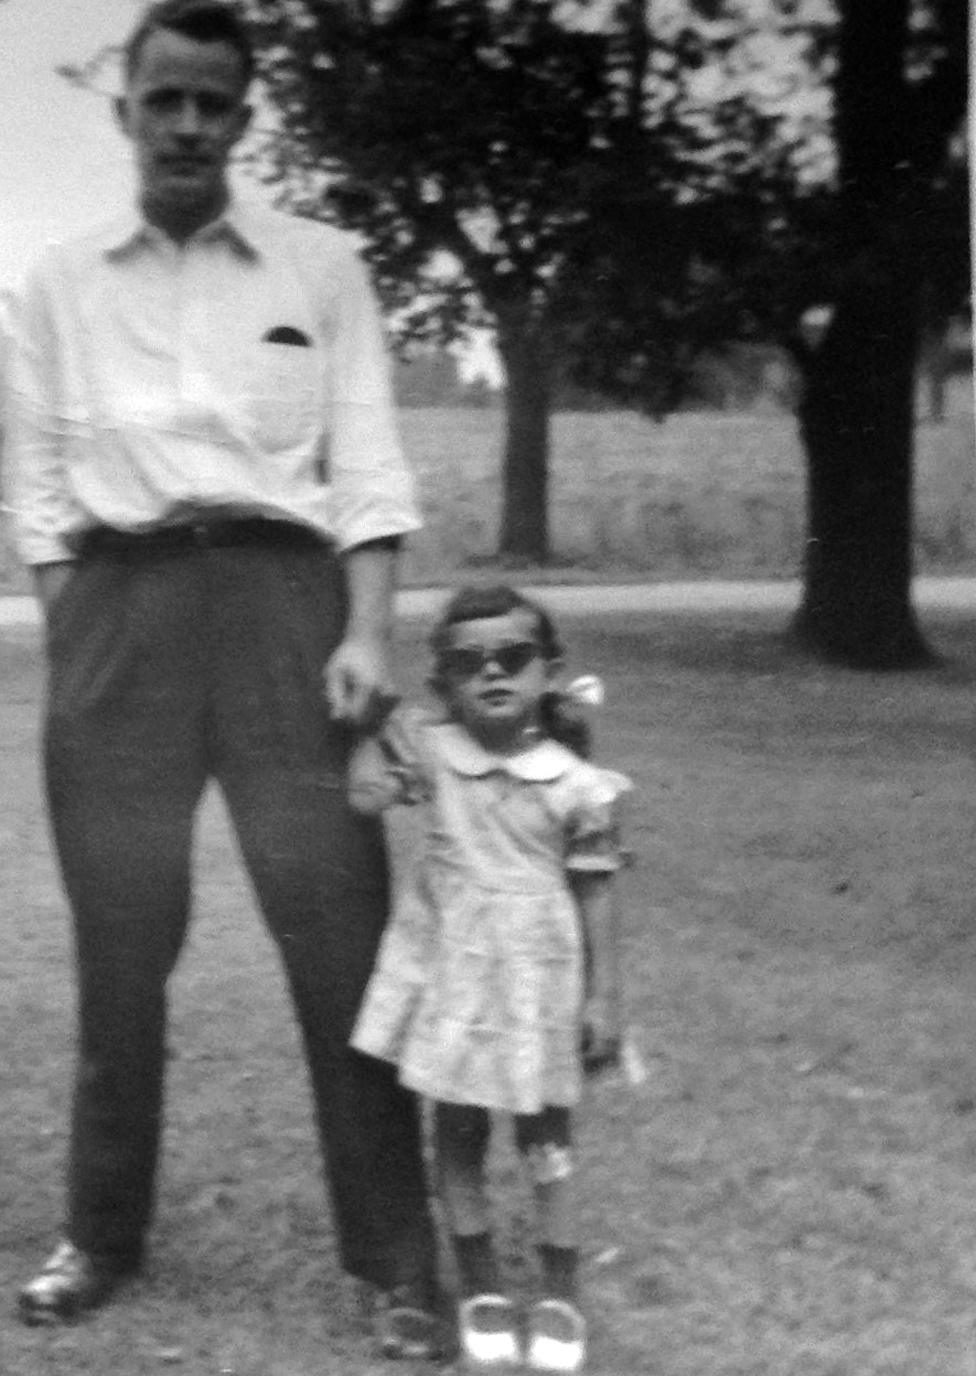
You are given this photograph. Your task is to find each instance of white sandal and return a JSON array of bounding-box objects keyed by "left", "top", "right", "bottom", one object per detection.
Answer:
[
  {"left": 526, "top": 1298, "right": 587, "bottom": 1373},
  {"left": 457, "top": 1293, "right": 522, "bottom": 1369}
]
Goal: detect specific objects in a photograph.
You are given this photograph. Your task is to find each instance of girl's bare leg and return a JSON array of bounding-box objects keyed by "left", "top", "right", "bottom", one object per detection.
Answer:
[
  {"left": 515, "top": 1107, "right": 579, "bottom": 1300},
  {"left": 434, "top": 1101, "right": 501, "bottom": 1295},
  {"left": 517, "top": 1108, "right": 587, "bottom": 1370}
]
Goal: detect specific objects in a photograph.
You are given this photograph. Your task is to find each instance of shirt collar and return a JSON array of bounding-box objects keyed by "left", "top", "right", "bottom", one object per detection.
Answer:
[
  {"left": 101, "top": 198, "right": 262, "bottom": 262},
  {"left": 433, "top": 722, "right": 577, "bottom": 782}
]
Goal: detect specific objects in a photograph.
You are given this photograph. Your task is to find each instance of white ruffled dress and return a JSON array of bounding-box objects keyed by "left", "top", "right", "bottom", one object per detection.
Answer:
[{"left": 350, "top": 713, "right": 631, "bottom": 1114}]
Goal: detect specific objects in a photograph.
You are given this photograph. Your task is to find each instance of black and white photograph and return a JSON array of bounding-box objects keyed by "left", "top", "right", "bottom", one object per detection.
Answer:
[{"left": 0, "top": 1, "right": 972, "bottom": 1372}]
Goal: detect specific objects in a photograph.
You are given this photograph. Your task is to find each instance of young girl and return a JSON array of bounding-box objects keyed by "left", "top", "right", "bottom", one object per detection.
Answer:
[{"left": 349, "top": 584, "right": 631, "bottom": 1373}]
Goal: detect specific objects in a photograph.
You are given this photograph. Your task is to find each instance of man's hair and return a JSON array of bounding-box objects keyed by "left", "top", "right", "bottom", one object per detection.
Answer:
[{"left": 124, "top": 0, "right": 255, "bottom": 88}]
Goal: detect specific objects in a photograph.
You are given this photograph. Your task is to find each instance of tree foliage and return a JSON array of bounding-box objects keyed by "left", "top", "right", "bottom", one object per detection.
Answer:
[
  {"left": 250, "top": 0, "right": 616, "bottom": 332},
  {"left": 245, "top": 0, "right": 816, "bottom": 557}
]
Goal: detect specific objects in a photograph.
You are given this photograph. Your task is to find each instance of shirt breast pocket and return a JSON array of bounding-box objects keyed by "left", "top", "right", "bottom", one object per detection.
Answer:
[{"left": 240, "top": 341, "right": 324, "bottom": 453}]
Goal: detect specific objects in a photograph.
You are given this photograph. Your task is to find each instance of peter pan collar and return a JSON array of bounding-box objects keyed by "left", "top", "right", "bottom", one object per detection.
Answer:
[{"left": 433, "top": 722, "right": 576, "bottom": 782}]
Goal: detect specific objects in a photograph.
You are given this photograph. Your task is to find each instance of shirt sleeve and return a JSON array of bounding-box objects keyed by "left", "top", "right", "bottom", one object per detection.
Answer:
[
  {"left": 325, "top": 244, "right": 422, "bottom": 552},
  {"left": 565, "top": 767, "right": 633, "bottom": 874},
  {"left": 4, "top": 260, "right": 77, "bottom": 566}
]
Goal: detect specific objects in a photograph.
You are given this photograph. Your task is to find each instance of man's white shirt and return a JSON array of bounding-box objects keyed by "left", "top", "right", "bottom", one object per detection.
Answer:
[{"left": 5, "top": 200, "right": 421, "bottom": 565}]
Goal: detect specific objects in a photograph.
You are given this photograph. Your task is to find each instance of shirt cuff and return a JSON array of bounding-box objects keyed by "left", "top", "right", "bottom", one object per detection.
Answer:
[
  {"left": 332, "top": 511, "right": 422, "bottom": 555},
  {"left": 342, "top": 534, "right": 403, "bottom": 554},
  {"left": 16, "top": 534, "right": 77, "bottom": 566}
]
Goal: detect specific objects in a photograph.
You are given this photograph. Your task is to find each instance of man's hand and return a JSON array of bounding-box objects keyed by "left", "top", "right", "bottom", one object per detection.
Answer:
[
  {"left": 323, "top": 634, "right": 397, "bottom": 729},
  {"left": 326, "top": 537, "right": 401, "bottom": 728}
]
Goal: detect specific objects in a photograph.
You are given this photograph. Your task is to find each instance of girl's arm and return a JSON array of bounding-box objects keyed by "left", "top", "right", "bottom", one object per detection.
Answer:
[
  {"left": 347, "top": 732, "right": 404, "bottom": 815},
  {"left": 347, "top": 707, "right": 432, "bottom": 815},
  {"left": 569, "top": 869, "right": 622, "bottom": 1073}
]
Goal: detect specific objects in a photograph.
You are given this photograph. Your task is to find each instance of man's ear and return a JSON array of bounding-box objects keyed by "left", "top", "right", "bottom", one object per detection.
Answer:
[
  {"left": 231, "top": 101, "right": 253, "bottom": 145},
  {"left": 113, "top": 95, "right": 131, "bottom": 138}
]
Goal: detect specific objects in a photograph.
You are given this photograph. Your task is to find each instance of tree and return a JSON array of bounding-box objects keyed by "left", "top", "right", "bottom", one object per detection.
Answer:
[
  {"left": 564, "top": 0, "right": 969, "bottom": 667},
  {"left": 789, "top": 0, "right": 969, "bottom": 667},
  {"left": 566, "top": 0, "right": 834, "bottom": 410},
  {"left": 246, "top": 0, "right": 807, "bottom": 561}
]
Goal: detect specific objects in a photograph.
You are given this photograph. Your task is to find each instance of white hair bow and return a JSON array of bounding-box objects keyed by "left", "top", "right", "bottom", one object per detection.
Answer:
[{"left": 565, "top": 674, "right": 605, "bottom": 707}]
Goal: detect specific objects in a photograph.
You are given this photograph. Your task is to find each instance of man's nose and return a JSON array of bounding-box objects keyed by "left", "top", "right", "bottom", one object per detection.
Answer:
[{"left": 173, "top": 97, "right": 205, "bottom": 138}]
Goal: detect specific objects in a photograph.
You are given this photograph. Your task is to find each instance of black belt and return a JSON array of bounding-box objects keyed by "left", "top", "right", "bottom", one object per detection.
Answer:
[{"left": 75, "top": 518, "right": 328, "bottom": 558}]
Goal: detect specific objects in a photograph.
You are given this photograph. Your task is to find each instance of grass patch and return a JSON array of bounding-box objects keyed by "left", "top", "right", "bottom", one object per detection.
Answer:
[
  {"left": 1, "top": 606, "right": 975, "bottom": 1374},
  {"left": 395, "top": 408, "right": 976, "bottom": 582}
]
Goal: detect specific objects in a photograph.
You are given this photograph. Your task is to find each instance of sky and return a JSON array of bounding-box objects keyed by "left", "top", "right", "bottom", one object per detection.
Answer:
[{"left": 0, "top": 0, "right": 137, "bottom": 289}]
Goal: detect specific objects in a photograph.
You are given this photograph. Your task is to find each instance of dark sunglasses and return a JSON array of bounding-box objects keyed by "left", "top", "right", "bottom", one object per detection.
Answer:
[{"left": 440, "top": 640, "right": 542, "bottom": 679}]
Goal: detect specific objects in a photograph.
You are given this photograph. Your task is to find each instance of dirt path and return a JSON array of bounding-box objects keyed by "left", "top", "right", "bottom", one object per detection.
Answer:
[{"left": 1, "top": 575, "right": 973, "bottom": 627}]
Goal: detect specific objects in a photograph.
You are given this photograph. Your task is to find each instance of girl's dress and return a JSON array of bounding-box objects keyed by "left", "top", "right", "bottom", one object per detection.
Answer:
[{"left": 350, "top": 710, "right": 631, "bottom": 1115}]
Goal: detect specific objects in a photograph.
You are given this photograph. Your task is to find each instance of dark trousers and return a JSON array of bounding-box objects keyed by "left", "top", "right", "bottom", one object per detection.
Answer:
[{"left": 43, "top": 537, "right": 436, "bottom": 1292}]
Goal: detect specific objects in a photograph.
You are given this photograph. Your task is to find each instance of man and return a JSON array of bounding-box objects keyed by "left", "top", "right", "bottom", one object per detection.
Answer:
[{"left": 6, "top": 0, "right": 441, "bottom": 1357}]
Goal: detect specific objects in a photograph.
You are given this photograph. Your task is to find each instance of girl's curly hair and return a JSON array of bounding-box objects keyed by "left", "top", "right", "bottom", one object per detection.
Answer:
[{"left": 429, "top": 583, "right": 592, "bottom": 758}]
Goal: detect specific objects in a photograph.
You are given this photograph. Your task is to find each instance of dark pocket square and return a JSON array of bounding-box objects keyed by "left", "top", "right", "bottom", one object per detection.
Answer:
[{"left": 263, "top": 325, "right": 312, "bottom": 347}]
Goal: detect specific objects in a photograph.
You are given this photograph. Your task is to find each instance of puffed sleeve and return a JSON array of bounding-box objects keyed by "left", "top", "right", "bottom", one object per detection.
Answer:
[
  {"left": 347, "top": 705, "right": 436, "bottom": 814},
  {"left": 565, "top": 767, "right": 633, "bottom": 873}
]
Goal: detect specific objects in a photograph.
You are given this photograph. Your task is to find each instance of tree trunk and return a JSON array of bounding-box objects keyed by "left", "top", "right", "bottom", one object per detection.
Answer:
[
  {"left": 919, "top": 280, "right": 951, "bottom": 424},
  {"left": 923, "top": 339, "right": 948, "bottom": 425},
  {"left": 794, "top": 244, "right": 934, "bottom": 668},
  {"left": 496, "top": 318, "right": 553, "bottom": 563},
  {"left": 789, "top": 0, "right": 959, "bottom": 670}
]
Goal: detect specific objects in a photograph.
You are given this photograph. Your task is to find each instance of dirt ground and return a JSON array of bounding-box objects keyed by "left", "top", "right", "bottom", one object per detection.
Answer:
[{"left": 1, "top": 604, "right": 975, "bottom": 1374}]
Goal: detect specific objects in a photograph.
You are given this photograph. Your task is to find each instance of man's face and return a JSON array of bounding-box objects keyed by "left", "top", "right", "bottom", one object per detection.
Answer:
[{"left": 115, "top": 27, "right": 251, "bottom": 234}]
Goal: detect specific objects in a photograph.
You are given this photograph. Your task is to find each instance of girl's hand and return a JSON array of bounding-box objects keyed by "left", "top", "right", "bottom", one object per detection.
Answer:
[
  {"left": 581, "top": 993, "right": 622, "bottom": 1076},
  {"left": 347, "top": 734, "right": 400, "bottom": 815},
  {"left": 347, "top": 710, "right": 429, "bottom": 815}
]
